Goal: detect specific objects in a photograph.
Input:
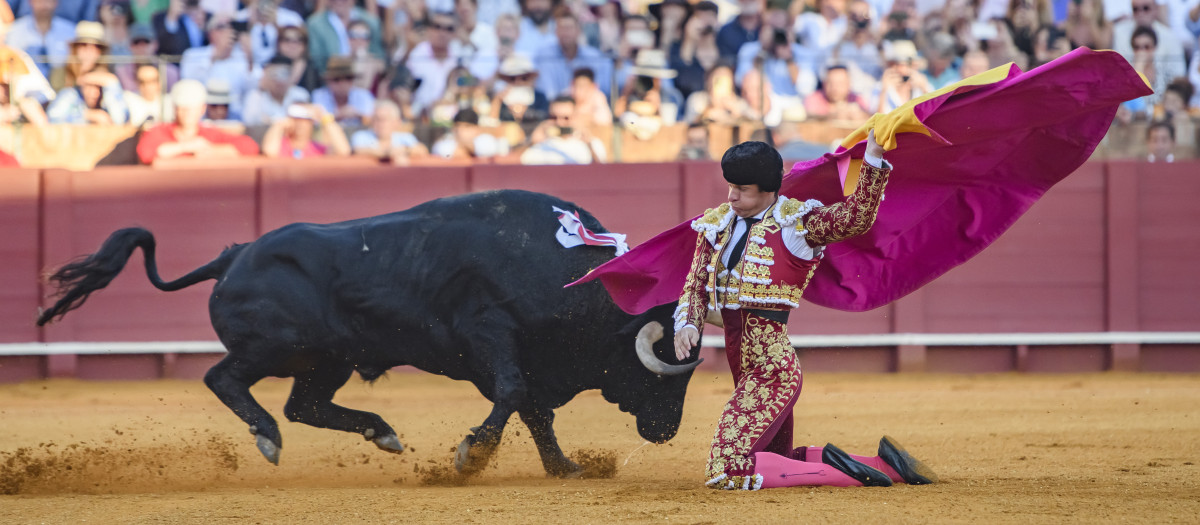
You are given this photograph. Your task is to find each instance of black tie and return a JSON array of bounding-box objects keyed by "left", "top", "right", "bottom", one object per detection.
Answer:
[{"left": 726, "top": 217, "right": 760, "bottom": 271}]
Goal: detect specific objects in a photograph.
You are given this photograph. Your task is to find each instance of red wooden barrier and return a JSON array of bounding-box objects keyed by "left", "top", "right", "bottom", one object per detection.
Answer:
[{"left": 0, "top": 169, "right": 41, "bottom": 344}]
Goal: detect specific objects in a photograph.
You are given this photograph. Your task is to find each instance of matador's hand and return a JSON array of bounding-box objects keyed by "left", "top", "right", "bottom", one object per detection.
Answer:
[
  {"left": 673, "top": 326, "right": 700, "bottom": 361},
  {"left": 866, "top": 128, "right": 885, "bottom": 159}
]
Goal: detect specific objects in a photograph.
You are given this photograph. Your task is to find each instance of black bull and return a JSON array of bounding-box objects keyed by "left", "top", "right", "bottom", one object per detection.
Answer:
[{"left": 37, "top": 190, "right": 703, "bottom": 477}]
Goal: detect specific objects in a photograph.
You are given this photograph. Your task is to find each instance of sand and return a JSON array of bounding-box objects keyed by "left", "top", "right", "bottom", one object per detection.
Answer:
[{"left": 2, "top": 371, "right": 1198, "bottom": 523}]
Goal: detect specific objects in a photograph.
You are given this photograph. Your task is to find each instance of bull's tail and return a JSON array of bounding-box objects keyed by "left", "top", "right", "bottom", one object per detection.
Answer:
[{"left": 37, "top": 227, "right": 248, "bottom": 326}]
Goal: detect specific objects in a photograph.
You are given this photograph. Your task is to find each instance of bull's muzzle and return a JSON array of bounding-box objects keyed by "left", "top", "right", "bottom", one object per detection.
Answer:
[{"left": 635, "top": 321, "right": 703, "bottom": 376}]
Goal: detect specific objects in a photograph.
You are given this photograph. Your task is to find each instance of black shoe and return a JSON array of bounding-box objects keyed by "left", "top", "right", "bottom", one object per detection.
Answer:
[
  {"left": 878, "top": 435, "right": 939, "bottom": 485},
  {"left": 822, "top": 443, "right": 893, "bottom": 487}
]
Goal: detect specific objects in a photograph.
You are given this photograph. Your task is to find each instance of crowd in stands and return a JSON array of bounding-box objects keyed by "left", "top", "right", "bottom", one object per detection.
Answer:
[{"left": 1, "top": 0, "right": 1198, "bottom": 167}]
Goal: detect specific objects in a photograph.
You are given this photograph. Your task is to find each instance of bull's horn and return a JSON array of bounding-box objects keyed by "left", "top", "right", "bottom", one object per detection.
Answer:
[{"left": 635, "top": 321, "right": 702, "bottom": 376}]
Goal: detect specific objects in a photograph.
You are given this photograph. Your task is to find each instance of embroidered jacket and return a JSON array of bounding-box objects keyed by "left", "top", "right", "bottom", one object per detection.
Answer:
[{"left": 673, "top": 161, "right": 891, "bottom": 331}]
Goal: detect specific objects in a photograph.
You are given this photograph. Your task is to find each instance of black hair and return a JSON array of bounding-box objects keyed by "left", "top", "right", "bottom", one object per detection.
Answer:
[
  {"left": 454, "top": 108, "right": 479, "bottom": 125},
  {"left": 1131, "top": 26, "right": 1157, "bottom": 47},
  {"left": 573, "top": 67, "right": 595, "bottom": 81},
  {"left": 1166, "top": 78, "right": 1195, "bottom": 105},
  {"left": 551, "top": 94, "right": 576, "bottom": 105},
  {"left": 1147, "top": 120, "right": 1175, "bottom": 141},
  {"left": 721, "top": 141, "right": 782, "bottom": 193},
  {"left": 266, "top": 54, "right": 293, "bottom": 67}
]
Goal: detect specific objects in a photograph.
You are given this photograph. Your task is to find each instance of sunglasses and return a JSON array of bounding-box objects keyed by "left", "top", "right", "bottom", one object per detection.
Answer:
[
  {"left": 330, "top": 76, "right": 355, "bottom": 82},
  {"left": 431, "top": 23, "right": 456, "bottom": 32},
  {"left": 280, "top": 36, "right": 304, "bottom": 43},
  {"left": 132, "top": 38, "right": 152, "bottom": 45},
  {"left": 504, "top": 73, "right": 535, "bottom": 82},
  {"left": 349, "top": 30, "right": 370, "bottom": 39},
  {"left": 1133, "top": 4, "right": 1153, "bottom": 11}
]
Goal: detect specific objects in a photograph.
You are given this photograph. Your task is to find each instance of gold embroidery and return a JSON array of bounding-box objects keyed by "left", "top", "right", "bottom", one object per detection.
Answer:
[{"left": 804, "top": 162, "right": 890, "bottom": 246}]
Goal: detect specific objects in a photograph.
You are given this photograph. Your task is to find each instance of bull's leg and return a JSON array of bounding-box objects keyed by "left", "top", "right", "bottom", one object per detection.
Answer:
[
  {"left": 518, "top": 405, "right": 583, "bottom": 478},
  {"left": 283, "top": 366, "right": 405, "bottom": 454},
  {"left": 203, "top": 355, "right": 282, "bottom": 465},
  {"left": 454, "top": 310, "right": 527, "bottom": 475}
]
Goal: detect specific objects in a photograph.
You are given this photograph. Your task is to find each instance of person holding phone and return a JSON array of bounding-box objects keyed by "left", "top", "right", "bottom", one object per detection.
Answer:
[
  {"left": 179, "top": 13, "right": 257, "bottom": 120},
  {"left": 151, "top": 0, "right": 210, "bottom": 56},
  {"left": 872, "top": 39, "right": 929, "bottom": 113},
  {"left": 234, "top": 0, "right": 304, "bottom": 66}
]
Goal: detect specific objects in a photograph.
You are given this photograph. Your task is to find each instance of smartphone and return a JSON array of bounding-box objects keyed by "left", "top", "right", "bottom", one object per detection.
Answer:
[
  {"left": 231, "top": 20, "right": 249, "bottom": 33},
  {"left": 970, "top": 20, "right": 998, "bottom": 41}
]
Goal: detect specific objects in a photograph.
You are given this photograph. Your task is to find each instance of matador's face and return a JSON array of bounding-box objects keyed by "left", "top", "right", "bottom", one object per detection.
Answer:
[{"left": 727, "top": 183, "right": 777, "bottom": 218}]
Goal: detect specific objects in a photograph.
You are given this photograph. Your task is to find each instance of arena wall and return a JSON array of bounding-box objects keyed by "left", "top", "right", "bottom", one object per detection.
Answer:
[{"left": 1, "top": 159, "right": 1197, "bottom": 381}]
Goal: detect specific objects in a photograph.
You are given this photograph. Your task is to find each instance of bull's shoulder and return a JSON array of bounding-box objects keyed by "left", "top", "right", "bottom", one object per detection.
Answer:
[{"left": 691, "top": 203, "right": 734, "bottom": 234}]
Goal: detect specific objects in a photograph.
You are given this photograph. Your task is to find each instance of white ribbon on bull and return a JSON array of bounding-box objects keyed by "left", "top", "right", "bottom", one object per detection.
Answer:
[{"left": 552, "top": 206, "right": 629, "bottom": 256}]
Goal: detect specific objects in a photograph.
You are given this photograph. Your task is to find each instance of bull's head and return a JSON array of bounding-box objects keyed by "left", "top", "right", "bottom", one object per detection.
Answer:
[{"left": 601, "top": 303, "right": 702, "bottom": 443}]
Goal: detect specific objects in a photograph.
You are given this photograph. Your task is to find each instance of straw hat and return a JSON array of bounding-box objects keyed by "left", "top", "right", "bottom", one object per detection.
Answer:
[
  {"left": 323, "top": 56, "right": 355, "bottom": 79},
  {"left": 205, "top": 78, "right": 231, "bottom": 105},
  {"left": 630, "top": 49, "right": 677, "bottom": 79},
  {"left": 71, "top": 21, "right": 109, "bottom": 48},
  {"left": 170, "top": 79, "right": 207, "bottom": 108}
]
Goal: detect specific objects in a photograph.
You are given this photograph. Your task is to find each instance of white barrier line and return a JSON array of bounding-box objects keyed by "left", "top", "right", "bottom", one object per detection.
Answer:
[{"left": 2, "top": 332, "right": 1200, "bottom": 356}]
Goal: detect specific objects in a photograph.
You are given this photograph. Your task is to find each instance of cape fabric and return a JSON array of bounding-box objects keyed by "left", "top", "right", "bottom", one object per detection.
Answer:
[{"left": 570, "top": 48, "right": 1152, "bottom": 314}]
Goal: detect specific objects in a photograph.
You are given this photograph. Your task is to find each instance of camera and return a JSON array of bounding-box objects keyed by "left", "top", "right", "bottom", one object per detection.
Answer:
[
  {"left": 700, "top": 25, "right": 714, "bottom": 36},
  {"left": 231, "top": 20, "right": 249, "bottom": 33},
  {"left": 183, "top": 0, "right": 199, "bottom": 7},
  {"left": 773, "top": 29, "right": 788, "bottom": 46}
]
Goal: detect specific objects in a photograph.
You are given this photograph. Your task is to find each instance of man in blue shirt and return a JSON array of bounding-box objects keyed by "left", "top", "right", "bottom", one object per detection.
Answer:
[
  {"left": 717, "top": 0, "right": 762, "bottom": 62},
  {"left": 534, "top": 10, "right": 611, "bottom": 99}
]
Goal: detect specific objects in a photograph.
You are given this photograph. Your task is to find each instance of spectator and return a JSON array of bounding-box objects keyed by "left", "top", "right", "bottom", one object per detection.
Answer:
[
  {"left": 615, "top": 49, "right": 673, "bottom": 121},
  {"left": 831, "top": 0, "right": 881, "bottom": 97},
  {"left": 1063, "top": 0, "right": 1112, "bottom": 50},
  {"left": 382, "top": 0, "right": 426, "bottom": 61},
  {"left": 236, "top": 0, "right": 304, "bottom": 66},
  {"left": 312, "top": 56, "right": 374, "bottom": 127},
  {"left": 382, "top": 62, "right": 417, "bottom": 122},
  {"left": 407, "top": 10, "right": 467, "bottom": 118},
  {"left": 151, "top": 0, "right": 210, "bottom": 57},
  {"left": 490, "top": 53, "right": 550, "bottom": 130},
  {"left": 242, "top": 54, "right": 310, "bottom": 126},
  {"left": 430, "top": 107, "right": 508, "bottom": 158},
  {"left": 7, "top": 0, "right": 99, "bottom": 24},
  {"left": 124, "top": 63, "right": 172, "bottom": 125},
  {"left": 983, "top": 18, "right": 1027, "bottom": 71},
  {"left": 676, "top": 122, "right": 711, "bottom": 160},
  {"left": 883, "top": 8, "right": 916, "bottom": 43},
  {"left": 1146, "top": 120, "right": 1175, "bottom": 162},
  {"left": 456, "top": 0, "right": 498, "bottom": 54},
  {"left": 588, "top": 0, "right": 622, "bottom": 55},
  {"left": 1031, "top": 24, "right": 1071, "bottom": 67},
  {"left": 535, "top": 9, "right": 611, "bottom": 99},
  {"left": 261, "top": 103, "right": 352, "bottom": 158},
  {"left": 347, "top": 19, "right": 386, "bottom": 92},
  {"left": 570, "top": 67, "right": 612, "bottom": 129},
  {"left": 794, "top": 0, "right": 848, "bottom": 59},
  {"left": 805, "top": 64, "right": 867, "bottom": 121},
  {"left": 959, "top": 49, "right": 990, "bottom": 78},
  {"left": 717, "top": 0, "right": 763, "bottom": 62},
  {"left": 1158, "top": 78, "right": 1195, "bottom": 150},
  {"left": 0, "top": 4, "right": 53, "bottom": 124},
  {"left": 735, "top": 3, "right": 820, "bottom": 126},
  {"left": 614, "top": 15, "right": 655, "bottom": 93},
  {"left": 274, "top": 24, "right": 320, "bottom": 92},
  {"left": 493, "top": 12, "right": 521, "bottom": 66},
  {"left": 922, "top": 32, "right": 959, "bottom": 90},
  {"left": 1006, "top": 0, "right": 1040, "bottom": 61},
  {"left": 180, "top": 14, "right": 257, "bottom": 119},
  {"left": 130, "top": 0, "right": 166, "bottom": 25},
  {"left": 116, "top": 23, "right": 179, "bottom": 92},
  {"left": 1113, "top": 0, "right": 1184, "bottom": 76},
  {"left": 203, "top": 77, "right": 234, "bottom": 122},
  {"left": 872, "top": 39, "right": 930, "bottom": 113},
  {"left": 669, "top": 0, "right": 721, "bottom": 101},
  {"left": 306, "top": 0, "right": 384, "bottom": 79},
  {"left": 520, "top": 95, "right": 607, "bottom": 164},
  {"left": 136, "top": 79, "right": 259, "bottom": 164},
  {"left": 6, "top": 0, "right": 76, "bottom": 76},
  {"left": 649, "top": 0, "right": 690, "bottom": 53},
  {"left": 774, "top": 120, "right": 832, "bottom": 159},
  {"left": 47, "top": 69, "right": 128, "bottom": 123},
  {"left": 49, "top": 21, "right": 111, "bottom": 91},
  {"left": 1123, "top": 26, "right": 1170, "bottom": 119},
  {"left": 351, "top": 99, "right": 427, "bottom": 163},
  {"left": 684, "top": 63, "right": 755, "bottom": 124},
  {"left": 474, "top": 0, "right": 519, "bottom": 26},
  {"left": 514, "top": 0, "right": 557, "bottom": 58},
  {"left": 98, "top": 0, "right": 133, "bottom": 55}
]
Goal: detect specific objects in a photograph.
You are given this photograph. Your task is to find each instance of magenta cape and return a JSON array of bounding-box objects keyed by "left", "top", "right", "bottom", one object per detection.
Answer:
[{"left": 572, "top": 48, "right": 1152, "bottom": 313}]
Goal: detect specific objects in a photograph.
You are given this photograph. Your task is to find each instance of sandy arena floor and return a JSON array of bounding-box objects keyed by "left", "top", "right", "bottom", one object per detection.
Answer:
[{"left": 1, "top": 371, "right": 1198, "bottom": 523}]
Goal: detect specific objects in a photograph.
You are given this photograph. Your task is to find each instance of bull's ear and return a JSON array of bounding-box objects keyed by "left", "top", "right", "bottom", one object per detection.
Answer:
[{"left": 617, "top": 302, "right": 677, "bottom": 339}]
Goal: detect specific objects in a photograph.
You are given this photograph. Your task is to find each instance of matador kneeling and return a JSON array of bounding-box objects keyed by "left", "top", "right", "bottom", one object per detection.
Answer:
[{"left": 672, "top": 132, "right": 938, "bottom": 490}]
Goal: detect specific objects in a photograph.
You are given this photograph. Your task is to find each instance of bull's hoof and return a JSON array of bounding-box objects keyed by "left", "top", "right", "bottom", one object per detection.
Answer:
[
  {"left": 255, "top": 434, "right": 280, "bottom": 465},
  {"left": 454, "top": 428, "right": 493, "bottom": 475},
  {"left": 373, "top": 434, "right": 405, "bottom": 454},
  {"left": 547, "top": 460, "right": 584, "bottom": 479}
]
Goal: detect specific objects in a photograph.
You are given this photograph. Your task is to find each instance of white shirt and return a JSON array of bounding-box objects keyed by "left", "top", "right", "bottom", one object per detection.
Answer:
[
  {"left": 327, "top": 11, "right": 352, "bottom": 56},
  {"left": 405, "top": 40, "right": 464, "bottom": 116},
  {"left": 180, "top": 46, "right": 259, "bottom": 118},
  {"left": 242, "top": 86, "right": 311, "bottom": 126},
  {"left": 6, "top": 15, "right": 75, "bottom": 72}
]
